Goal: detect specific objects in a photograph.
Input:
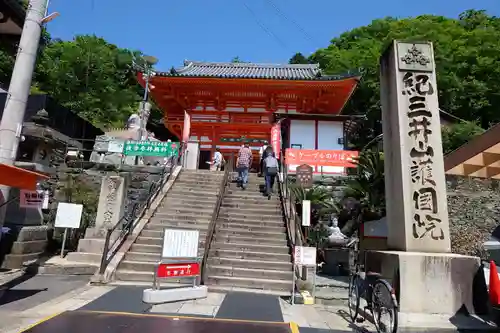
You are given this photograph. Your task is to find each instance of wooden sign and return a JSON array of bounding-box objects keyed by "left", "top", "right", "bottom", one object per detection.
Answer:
[{"left": 296, "top": 164, "right": 313, "bottom": 188}]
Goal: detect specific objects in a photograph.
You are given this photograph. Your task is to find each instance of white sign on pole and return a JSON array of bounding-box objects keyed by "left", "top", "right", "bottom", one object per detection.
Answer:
[
  {"left": 162, "top": 229, "right": 199, "bottom": 258},
  {"left": 54, "top": 203, "right": 83, "bottom": 229},
  {"left": 294, "top": 246, "right": 316, "bottom": 266},
  {"left": 302, "top": 200, "right": 311, "bottom": 226}
]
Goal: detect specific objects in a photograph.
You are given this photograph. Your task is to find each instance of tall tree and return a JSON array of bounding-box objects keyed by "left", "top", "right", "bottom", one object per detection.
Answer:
[
  {"left": 34, "top": 35, "right": 144, "bottom": 128},
  {"left": 305, "top": 10, "right": 500, "bottom": 148},
  {"left": 289, "top": 52, "right": 310, "bottom": 64}
]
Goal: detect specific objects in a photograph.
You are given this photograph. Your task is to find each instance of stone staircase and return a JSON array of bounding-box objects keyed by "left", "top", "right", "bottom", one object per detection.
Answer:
[
  {"left": 206, "top": 173, "right": 293, "bottom": 295},
  {"left": 114, "top": 169, "right": 224, "bottom": 284}
]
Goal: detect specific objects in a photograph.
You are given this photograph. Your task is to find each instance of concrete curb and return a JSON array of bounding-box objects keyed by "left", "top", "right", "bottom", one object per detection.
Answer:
[{"left": 91, "top": 166, "right": 183, "bottom": 284}]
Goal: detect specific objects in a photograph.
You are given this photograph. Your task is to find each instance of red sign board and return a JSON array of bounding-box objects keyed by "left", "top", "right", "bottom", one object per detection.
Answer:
[
  {"left": 285, "top": 149, "right": 359, "bottom": 167},
  {"left": 157, "top": 262, "right": 200, "bottom": 278},
  {"left": 271, "top": 123, "right": 281, "bottom": 159}
]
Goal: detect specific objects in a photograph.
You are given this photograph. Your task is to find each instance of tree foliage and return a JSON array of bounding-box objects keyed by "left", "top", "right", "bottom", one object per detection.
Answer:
[
  {"left": 441, "top": 121, "right": 485, "bottom": 154},
  {"left": 294, "top": 10, "right": 500, "bottom": 148},
  {"left": 34, "top": 35, "right": 144, "bottom": 128},
  {"left": 289, "top": 52, "right": 310, "bottom": 64}
]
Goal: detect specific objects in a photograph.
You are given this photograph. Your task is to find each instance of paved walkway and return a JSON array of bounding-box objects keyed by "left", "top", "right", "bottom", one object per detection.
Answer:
[{"left": 0, "top": 275, "right": 496, "bottom": 333}]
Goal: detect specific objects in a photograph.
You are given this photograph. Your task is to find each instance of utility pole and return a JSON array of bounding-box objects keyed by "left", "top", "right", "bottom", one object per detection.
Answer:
[{"left": 0, "top": 0, "right": 49, "bottom": 234}]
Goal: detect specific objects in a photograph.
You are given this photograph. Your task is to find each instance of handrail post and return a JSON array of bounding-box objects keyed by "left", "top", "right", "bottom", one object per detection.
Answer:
[{"left": 99, "top": 228, "right": 112, "bottom": 275}]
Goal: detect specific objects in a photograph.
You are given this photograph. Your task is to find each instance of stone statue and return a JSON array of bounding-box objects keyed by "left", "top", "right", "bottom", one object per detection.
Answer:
[
  {"left": 126, "top": 112, "right": 140, "bottom": 130},
  {"left": 327, "top": 216, "right": 348, "bottom": 246}
]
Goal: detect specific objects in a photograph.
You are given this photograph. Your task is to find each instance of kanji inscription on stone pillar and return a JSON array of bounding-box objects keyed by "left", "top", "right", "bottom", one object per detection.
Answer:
[{"left": 380, "top": 41, "right": 451, "bottom": 253}]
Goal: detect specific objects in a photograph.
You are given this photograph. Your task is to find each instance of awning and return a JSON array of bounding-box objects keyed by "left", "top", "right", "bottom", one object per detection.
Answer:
[{"left": 0, "top": 163, "right": 49, "bottom": 191}]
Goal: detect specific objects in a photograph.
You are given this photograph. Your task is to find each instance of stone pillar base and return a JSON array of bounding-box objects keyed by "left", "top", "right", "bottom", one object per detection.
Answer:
[{"left": 365, "top": 251, "right": 486, "bottom": 316}]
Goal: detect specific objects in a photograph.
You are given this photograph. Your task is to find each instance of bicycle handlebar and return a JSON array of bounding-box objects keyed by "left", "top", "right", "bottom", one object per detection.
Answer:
[{"left": 345, "top": 237, "right": 359, "bottom": 247}]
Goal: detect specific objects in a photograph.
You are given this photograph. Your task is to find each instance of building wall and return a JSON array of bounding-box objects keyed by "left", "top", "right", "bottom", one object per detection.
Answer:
[{"left": 288, "top": 119, "right": 345, "bottom": 174}]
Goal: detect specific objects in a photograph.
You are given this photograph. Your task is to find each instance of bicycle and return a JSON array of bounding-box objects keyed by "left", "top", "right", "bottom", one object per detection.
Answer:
[{"left": 346, "top": 237, "right": 399, "bottom": 333}]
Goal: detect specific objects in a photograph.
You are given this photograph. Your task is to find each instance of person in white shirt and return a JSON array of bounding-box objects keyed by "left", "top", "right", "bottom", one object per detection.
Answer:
[
  {"left": 212, "top": 148, "right": 224, "bottom": 171},
  {"left": 258, "top": 141, "right": 268, "bottom": 176}
]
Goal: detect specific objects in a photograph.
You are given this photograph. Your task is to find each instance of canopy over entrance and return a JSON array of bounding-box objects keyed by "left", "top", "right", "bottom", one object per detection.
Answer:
[
  {"left": 445, "top": 122, "right": 500, "bottom": 179},
  {"left": 0, "top": 163, "right": 49, "bottom": 191},
  {"left": 139, "top": 61, "right": 360, "bottom": 151}
]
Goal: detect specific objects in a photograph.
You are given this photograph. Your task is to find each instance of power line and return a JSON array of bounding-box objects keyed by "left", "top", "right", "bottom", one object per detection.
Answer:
[
  {"left": 263, "top": 0, "right": 318, "bottom": 45},
  {"left": 240, "top": 1, "right": 288, "bottom": 51}
]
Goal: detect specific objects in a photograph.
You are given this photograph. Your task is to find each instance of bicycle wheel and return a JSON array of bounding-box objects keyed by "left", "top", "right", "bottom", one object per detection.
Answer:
[
  {"left": 371, "top": 279, "right": 398, "bottom": 333},
  {"left": 348, "top": 274, "right": 361, "bottom": 322}
]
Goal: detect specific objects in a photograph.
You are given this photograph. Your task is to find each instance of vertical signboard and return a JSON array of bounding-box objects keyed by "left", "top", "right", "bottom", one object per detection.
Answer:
[
  {"left": 182, "top": 111, "right": 191, "bottom": 143},
  {"left": 302, "top": 200, "right": 311, "bottom": 227},
  {"left": 271, "top": 122, "right": 281, "bottom": 159}
]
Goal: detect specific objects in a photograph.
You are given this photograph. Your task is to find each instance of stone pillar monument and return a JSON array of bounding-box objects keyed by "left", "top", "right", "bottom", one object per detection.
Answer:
[
  {"left": 380, "top": 41, "right": 451, "bottom": 253},
  {"left": 66, "top": 175, "right": 127, "bottom": 264},
  {"left": 370, "top": 40, "right": 483, "bottom": 317}
]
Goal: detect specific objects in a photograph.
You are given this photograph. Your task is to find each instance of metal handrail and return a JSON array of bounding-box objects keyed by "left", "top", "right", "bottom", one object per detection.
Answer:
[
  {"left": 200, "top": 153, "right": 234, "bottom": 284},
  {"left": 98, "top": 146, "right": 183, "bottom": 275},
  {"left": 278, "top": 148, "right": 306, "bottom": 248}
]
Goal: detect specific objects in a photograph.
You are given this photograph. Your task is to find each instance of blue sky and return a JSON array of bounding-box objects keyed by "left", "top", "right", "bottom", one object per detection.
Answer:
[{"left": 46, "top": 0, "right": 500, "bottom": 71}]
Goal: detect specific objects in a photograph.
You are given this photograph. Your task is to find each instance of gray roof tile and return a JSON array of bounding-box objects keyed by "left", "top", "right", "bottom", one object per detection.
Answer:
[{"left": 155, "top": 61, "right": 354, "bottom": 81}]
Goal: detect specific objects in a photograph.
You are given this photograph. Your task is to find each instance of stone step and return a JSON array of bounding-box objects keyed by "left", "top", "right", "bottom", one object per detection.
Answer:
[
  {"left": 169, "top": 188, "right": 219, "bottom": 196},
  {"left": 221, "top": 201, "right": 281, "bottom": 209},
  {"left": 159, "top": 202, "right": 216, "bottom": 211},
  {"left": 216, "top": 229, "right": 286, "bottom": 239},
  {"left": 208, "top": 285, "right": 290, "bottom": 297},
  {"left": 225, "top": 194, "right": 280, "bottom": 202},
  {"left": 145, "top": 222, "right": 209, "bottom": 231},
  {"left": 219, "top": 211, "right": 282, "bottom": 221},
  {"left": 133, "top": 237, "right": 207, "bottom": 249},
  {"left": 208, "top": 257, "right": 292, "bottom": 271},
  {"left": 150, "top": 215, "right": 211, "bottom": 224},
  {"left": 140, "top": 229, "right": 207, "bottom": 239},
  {"left": 211, "top": 249, "right": 291, "bottom": 262},
  {"left": 164, "top": 194, "right": 218, "bottom": 204},
  {"left": 220, "top": 206, "right": 281, "bottom": 215},
  {"left": 155, "top": 207, "right": 214, "bottom": 216},
  {"left": 115, "top": 269, "right": 196, "bottom": 284},
  {"left": 122, "top": 251, "right": 204, "bottom": 266},
  {"left": 129, "top": 243, "right": 163, "bottom": 254},
  {"left": 215, "top": 234, "right": 287, "bottom": 246},
  {"left": 208, "top": 257, "right": 292, "bottom": 272},
  {"left": 217, "top": 223, "right": 285, "bottom": 233},
  {"left": 174, "top": 183, "right": 221, "bottom": 191},
  {"left": 223, "top": 197, "right": 281, "bottom": 206},
  {"left": 218, "top": 216, "right": 283, "bottom": 227},
  {"left": 208, "top": 265, "right": 292, "bottom": 281},
  {"left": 175, "top": 179, "right": 222, "bottom": 187},
  {"left": 214, "top": 242, "right": 289, "bottom": 254},
  {"left": 182, "top": 169, "right": 224, "bottom": 174},
  {"left": 206, "top": 275, "right": 291, "bottom": 292},
  {"left": 226, "top": 188, "right": 269, "bottom": 195}
]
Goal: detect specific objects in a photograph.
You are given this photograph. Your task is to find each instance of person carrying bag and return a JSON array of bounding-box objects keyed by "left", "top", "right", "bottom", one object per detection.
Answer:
[{"left": 263, "top": 149, "right": 279, "bottom": 199}]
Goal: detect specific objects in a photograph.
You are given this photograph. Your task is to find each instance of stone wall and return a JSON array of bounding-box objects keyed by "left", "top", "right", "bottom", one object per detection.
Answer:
[{"left": 447, "top": 175, "right": 500, "bottom": 259}]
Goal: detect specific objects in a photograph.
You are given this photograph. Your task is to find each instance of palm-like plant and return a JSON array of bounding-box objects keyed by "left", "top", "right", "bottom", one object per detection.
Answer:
[
  {"left": 342, "top": 150, "right": 385, "bottom": 234},
  {"left": 289, "top": 184, "right": 339, "bottom": 223}
]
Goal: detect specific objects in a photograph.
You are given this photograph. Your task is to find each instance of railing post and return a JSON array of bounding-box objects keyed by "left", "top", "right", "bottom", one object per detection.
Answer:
[{"left": 99, "top": 228, "right": 112, "bottom": 275}]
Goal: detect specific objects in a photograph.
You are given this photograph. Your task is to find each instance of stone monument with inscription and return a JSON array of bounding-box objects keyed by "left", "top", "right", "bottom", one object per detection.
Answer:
[{"left": 369, "top": 40, "right": 483, "bottom": 317}]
